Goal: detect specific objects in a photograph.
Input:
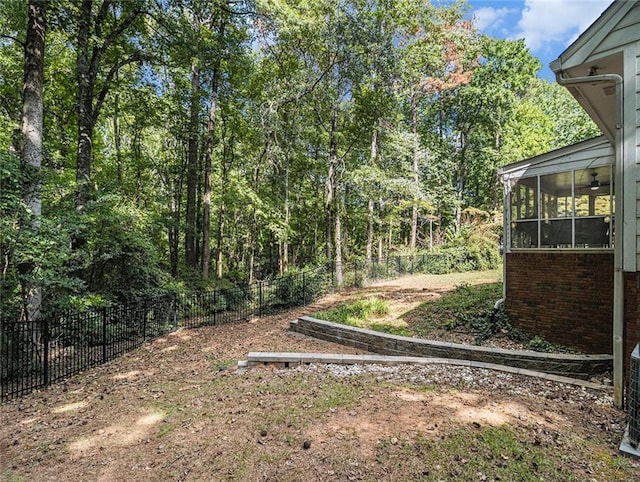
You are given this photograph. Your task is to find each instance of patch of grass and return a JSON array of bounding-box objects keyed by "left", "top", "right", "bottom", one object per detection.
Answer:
[
  {"left": 368, "top": 322, "right": 409, "bottom": 337},
  {"left": 314, "top": 297, "right": 390, "bottom": 327},
  {"left": 376, "top": 426, "right": 568, "bottom": 481},
  {"left": 0, "top": 473, "right": 28, "bottom": 482},
  {"left": 314, "top": 379, "right": 362, "bottom": 411},
  {"left": 158, "top": 421, "right": 176, "bottom": 438}
]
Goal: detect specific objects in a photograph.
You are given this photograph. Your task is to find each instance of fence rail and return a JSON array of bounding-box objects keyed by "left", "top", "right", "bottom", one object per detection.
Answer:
[{"left": 1, "top": 253, "right": 494, "bottom": 402}]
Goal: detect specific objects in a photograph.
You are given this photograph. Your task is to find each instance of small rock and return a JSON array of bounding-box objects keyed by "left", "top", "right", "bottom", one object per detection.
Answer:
[
  {"left": 260, "top": 429, "right": 268, "bottom": 437},
  {"left": 303, "top": 440, "right": 311, "bottom": 449}
]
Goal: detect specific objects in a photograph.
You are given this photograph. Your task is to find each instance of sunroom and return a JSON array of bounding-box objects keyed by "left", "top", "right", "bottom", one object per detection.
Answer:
[{"left": 498, "top": 136, "right": 615, "bottom": 355}]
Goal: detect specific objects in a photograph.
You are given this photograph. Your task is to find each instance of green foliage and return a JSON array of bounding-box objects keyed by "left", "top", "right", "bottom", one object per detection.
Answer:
[
  {"left": 76, "top": 195, "right": 170, "bottom": 304},
  {"left": 315, "top": 297, "right": 390, "bottom": 326},
  {"left": 406, "top": 282, "right": 519, "bottom": 345},
  {"left": 417, "top": 244, "right": 500, "bottom": 275},
  {"left": 266, "top": 268, "right": 330, "bottom": 310},
  {"left": 527, "top": 336, "right": 556, "bottom": 353},
  {"left": 0, "top": 0, "right": 605, "bottom": 318},
  {"left": 402, "top": 425, "right": 561, "bottom": 480}
]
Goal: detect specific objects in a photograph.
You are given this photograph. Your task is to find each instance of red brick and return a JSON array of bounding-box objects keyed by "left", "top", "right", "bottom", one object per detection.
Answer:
[{"left": 505, "top": 252, "right": 613, "bottom": 354}]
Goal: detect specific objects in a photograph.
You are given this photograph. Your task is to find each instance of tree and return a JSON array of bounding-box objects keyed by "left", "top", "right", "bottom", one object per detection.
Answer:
[
  {"left": 73, "top": 0, "right": 145, "bottom": 214},
  {"left": 394, "top": 0, "right": 476, "bottom": 248},
  {"left": 20, "top": 0, "right": 46, "bottom": 324}
]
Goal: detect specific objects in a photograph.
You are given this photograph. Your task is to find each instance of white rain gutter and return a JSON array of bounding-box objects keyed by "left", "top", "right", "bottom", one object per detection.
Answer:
[{"left": 555, "top": 71, "right": 624, "bottom": 407}]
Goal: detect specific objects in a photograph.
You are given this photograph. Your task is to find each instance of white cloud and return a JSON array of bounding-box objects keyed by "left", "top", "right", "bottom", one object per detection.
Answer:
[
  {"left": 473, "top": 6, "right": 517, "bottom": 32},
  {"left": 515, "top": 0, "right": 612, "bottom": 52}
]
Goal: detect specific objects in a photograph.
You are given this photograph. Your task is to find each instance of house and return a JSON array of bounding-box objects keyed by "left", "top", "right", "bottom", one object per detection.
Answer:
[{"left": 498, "top": 0, "right": 640, "bottom": 407}]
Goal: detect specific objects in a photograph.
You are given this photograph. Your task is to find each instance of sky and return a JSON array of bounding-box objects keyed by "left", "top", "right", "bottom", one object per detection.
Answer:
[{"left": 463, "top": 0, "right": 613, "bottom": 79}]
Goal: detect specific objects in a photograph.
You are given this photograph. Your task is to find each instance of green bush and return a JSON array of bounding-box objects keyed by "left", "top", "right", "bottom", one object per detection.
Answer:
[
  {"left": 268, "top": 269, "right": 330, "bottom": 310},
  {"left": 314, "top": 297, "right": 390, "bottom": 326}
]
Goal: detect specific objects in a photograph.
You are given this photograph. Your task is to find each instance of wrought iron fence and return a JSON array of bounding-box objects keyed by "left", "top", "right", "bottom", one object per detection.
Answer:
[
  {"left": 1, "top": 253, "right": 495, "bottom": 402},
  {"left": 0, "top": 268, "right": 333, "bottom": 402}
]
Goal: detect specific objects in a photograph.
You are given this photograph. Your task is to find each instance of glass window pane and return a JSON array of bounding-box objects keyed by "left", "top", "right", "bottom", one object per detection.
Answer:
[
  {"left": 541, "top": 219, "right": 572, "bottom": 247},
  {"left": 574, "top": 168, "right": 612, "bottom": 217},
  {"left": 510, "top": 178, "right": 537, "bottom": 220},
  {"left": 511, "top": 221, "right": 538, "bottom": 248},
  {"left": 575, "top": 217, "right": 610, "bottom": 247},
  {"left": 540, "top": 172, "right": 572, "bottom": 219}
]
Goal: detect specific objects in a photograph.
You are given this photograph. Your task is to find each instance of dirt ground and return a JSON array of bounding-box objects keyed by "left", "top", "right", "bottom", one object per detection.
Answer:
[{"left": 1, "top": 272, "right": 639, "bottom": 481}]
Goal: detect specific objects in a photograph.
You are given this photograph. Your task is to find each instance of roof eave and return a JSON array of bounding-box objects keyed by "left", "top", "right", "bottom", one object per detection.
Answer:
[{"left": 550, "top": 1, "right": 632, "bottom": 73}]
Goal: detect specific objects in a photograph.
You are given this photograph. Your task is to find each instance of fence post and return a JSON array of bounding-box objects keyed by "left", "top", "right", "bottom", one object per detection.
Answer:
[
  {"left": 396, "top": 255, "right": 401, "bottom": 275},
  {"left": 386, "top": 256, "right": 389, "bottom": 278},
  {"left": 259, "top": 282, "right": 263, "bottom": 317},
  {"left": 213, "top": 290, "right": 217, "bottom": 325},
  {"left": 411, "top": 256, "right": 414, "bottom": 275},
  {"left": 101, "top": 307, "right": 108, "bottom": 364},
  {"left": 302, "top": 271, "right": 307, "bottom": 305},
  {"left": 42, "top": 317, "right": 49, "bottom": 388},
  {"left": 172, "top": 294, "right": 179, "bottom": 328},
  {"left": 142, "top": 300, "right": 148, "bottom": 342}
]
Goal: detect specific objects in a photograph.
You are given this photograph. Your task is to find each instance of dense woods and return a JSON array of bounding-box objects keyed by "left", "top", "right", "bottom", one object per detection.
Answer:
[{"left": 1, "top": 0, "right": 598, "bottom": 320}]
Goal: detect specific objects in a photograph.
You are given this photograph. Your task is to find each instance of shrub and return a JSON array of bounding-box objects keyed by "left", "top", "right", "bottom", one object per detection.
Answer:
[{"left": 314, "top": 297, "right": 390, "bottom": 326}]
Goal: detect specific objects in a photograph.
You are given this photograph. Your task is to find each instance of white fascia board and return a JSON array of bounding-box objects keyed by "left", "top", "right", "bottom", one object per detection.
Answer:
[
  {"left": 499, "top": 137, "right": 613, "bottom": 180},
  {"left": 550, "top": 1, "right": 634, "bottom": 72}
]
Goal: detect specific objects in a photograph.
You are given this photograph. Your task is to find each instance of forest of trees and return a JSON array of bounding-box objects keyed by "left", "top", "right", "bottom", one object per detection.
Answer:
[{"left": 0, "top": 0, "right": 599, "bottom": 322}]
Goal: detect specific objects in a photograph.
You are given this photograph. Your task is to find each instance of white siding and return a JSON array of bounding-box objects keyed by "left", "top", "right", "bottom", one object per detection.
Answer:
[
  {"left": 634, "top": 41, "right": 640, "bottom": 268},
  {"left": 593, "top": 5, "right": 640, "bottom": 59}
]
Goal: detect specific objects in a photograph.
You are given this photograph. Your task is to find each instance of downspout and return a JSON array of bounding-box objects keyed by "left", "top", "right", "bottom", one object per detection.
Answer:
[{"left": 555, "top": 71, "right": 624, "bottom": 407}]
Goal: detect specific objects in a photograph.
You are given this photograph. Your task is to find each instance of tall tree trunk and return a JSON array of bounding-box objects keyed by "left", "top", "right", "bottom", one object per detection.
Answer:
[
  {"left": 216, "top": 135, "right": 233, "bottom": 279},
  {"left": 185, "top": 59, "right": 200, "bottom": 268},
  {"left": 201, "top": 66, "right": 220, "bottom": 280},
  {"left": 366, "top": 129, "right": 378, "bottom": 261},
  {"left": 366, "top": 198, "right": 374, "bottom": 261},
  {"left": 75, "top": 0, "right": 94, "bottom": 214},
  {"left": 248, "top": 163, "right": 260, "bottom": 284},
  {"left": 334, "top": 189, "right": 343, "bottom": 285},
  {"left": 455, "top": 133, "right": 468, "bottom": 235},
  {"left": 342, "top": 183, "right": 349, "bottom": 259},
  {"left": 410, "top": 93, "right": 419, "bottom": 251},
  {"left": 113, "top": 86, "right": 122, "bottom": 186},
  {"left": 326, "top": 107, "right": 342, "bottom": 284},
  {"left": 21, "top": 0, "right": 46, "bottom": 325},
  {"left": 280, "top": 164, "right": 290, "bottom": 275},
  {"left": 74, "top": 0, "right": 141, "bottom": 221}
]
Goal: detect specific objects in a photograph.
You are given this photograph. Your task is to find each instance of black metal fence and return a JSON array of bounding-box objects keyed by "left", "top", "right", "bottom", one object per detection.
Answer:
[
  {"left": 0, "top": 268, "right": 333, "bottom": 402},
  {"left": 1, "top": 253, "right": 498, "bottom": 402}
]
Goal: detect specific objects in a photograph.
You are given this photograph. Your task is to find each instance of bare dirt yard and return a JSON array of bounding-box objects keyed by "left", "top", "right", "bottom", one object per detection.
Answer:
[{"left": 1, "top": 271, "right": 639, "bottom": 481}]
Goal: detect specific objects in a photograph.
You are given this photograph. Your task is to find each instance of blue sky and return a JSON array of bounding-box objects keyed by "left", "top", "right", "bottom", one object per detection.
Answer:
[{"left": 462, "top": 0, "right": 612, "bottom": 79}]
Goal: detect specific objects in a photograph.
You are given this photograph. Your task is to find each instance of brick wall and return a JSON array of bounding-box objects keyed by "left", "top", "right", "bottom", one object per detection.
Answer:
[{"left": 505, "top": 251, "right": 614, "bottom": 354}]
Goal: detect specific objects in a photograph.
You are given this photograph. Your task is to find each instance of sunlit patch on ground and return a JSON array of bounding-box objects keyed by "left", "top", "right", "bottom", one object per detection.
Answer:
[
  {"left": 19, "top": 416, "right": 39, "bottom": 425},
  {"left": 112, "top": 370, "right": 140, "bottom": 380},
  {"left": 68, "top": 410, "right": 165, "bottom": 456},
  {"left": 307, "top": 387, "right": 553, "bottom": 458},
  {"left": 52, "top": 401, "right": 88, "bottom": 414}
]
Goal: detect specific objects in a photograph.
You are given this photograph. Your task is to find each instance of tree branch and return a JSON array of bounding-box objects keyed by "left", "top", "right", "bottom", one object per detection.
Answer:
[
  {"left": 89, "top": 6, "right": 142, "bottom": 81},
  {"left": 0, "top": 34, "right": 25, "bottom": 47},
  {"left": 92, "top": 52, "right": 146, "bottom": 124}
]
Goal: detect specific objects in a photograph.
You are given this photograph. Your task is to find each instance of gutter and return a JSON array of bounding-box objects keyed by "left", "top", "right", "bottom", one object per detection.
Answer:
[{"left": 555, "top": 71, "right": 624, "bottom": 408}]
